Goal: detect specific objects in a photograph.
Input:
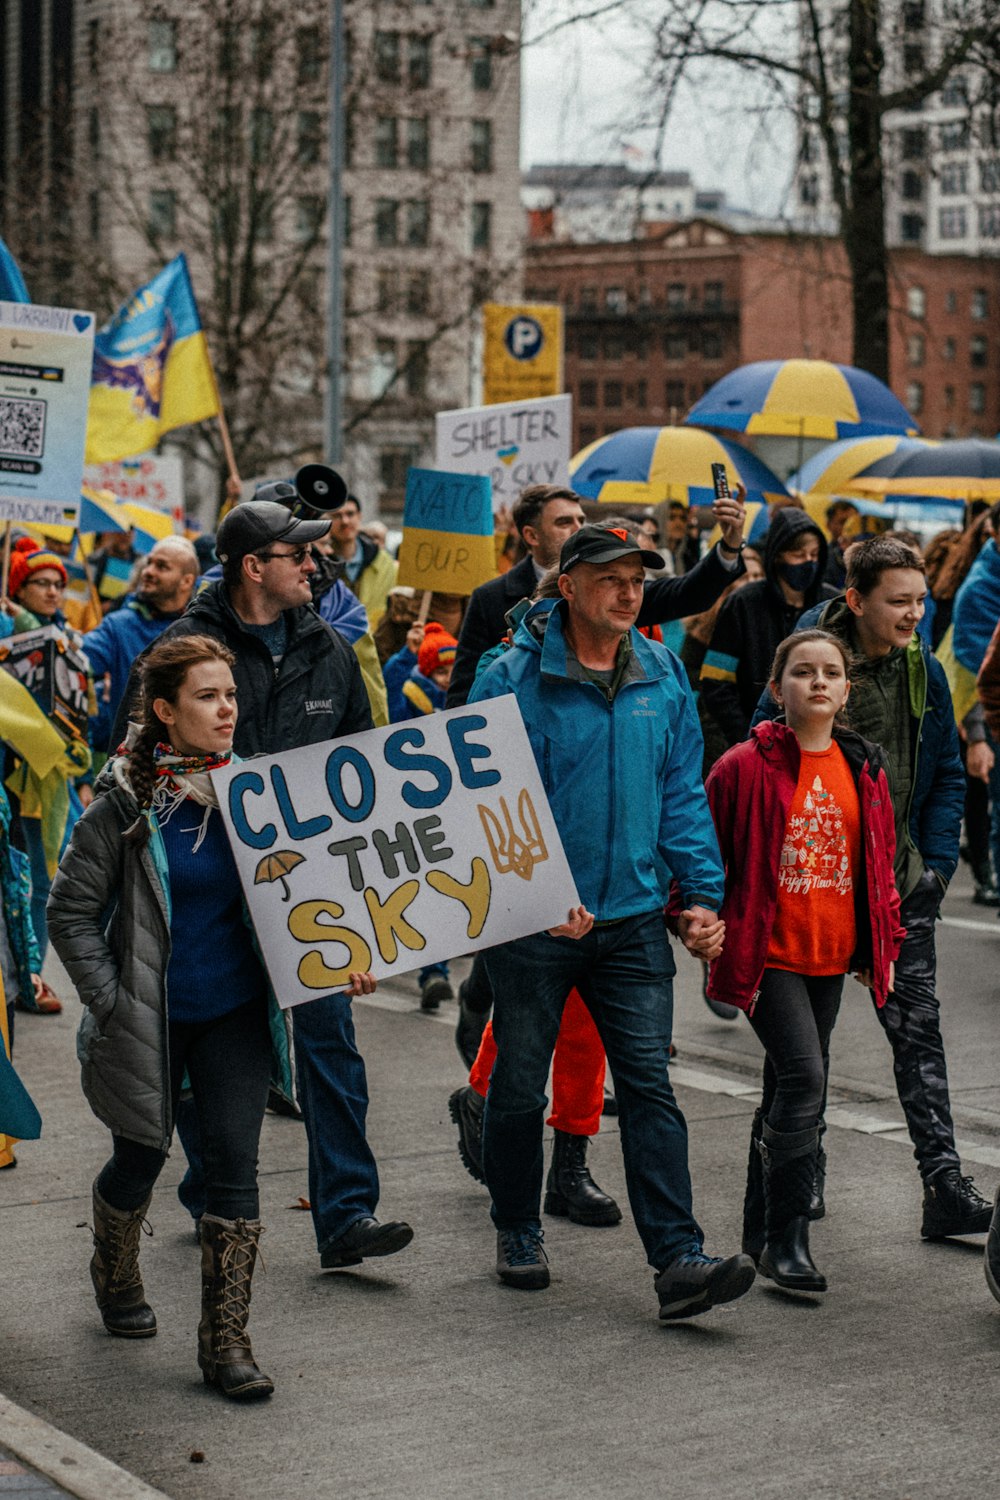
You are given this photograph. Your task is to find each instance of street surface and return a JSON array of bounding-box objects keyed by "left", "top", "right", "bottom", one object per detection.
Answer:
[{"left": 3, "top": 866, "right": 1000, "bottom": 1500}]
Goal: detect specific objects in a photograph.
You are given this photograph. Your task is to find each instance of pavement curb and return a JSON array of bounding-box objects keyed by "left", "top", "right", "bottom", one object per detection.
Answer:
[{"left": 0, "top": 1395, "right": 170, "bottom": 1500}]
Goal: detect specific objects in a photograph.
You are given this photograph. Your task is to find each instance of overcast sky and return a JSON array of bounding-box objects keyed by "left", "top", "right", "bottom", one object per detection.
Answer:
[{"left": 519, "top": 5, "right": 796, "bottom": 217}]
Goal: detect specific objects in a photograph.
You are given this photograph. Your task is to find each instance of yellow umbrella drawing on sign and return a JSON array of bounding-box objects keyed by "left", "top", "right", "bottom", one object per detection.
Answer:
[{"left": 254, "top": 851, "right": 305, "bottom": 902}]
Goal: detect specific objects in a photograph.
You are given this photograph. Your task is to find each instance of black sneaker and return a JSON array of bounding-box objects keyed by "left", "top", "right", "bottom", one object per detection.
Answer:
[
  {"left": 985, "top": 1188, "right": 1000, "bottom": 1303},
  {"left": 455, "top": 981, "right": 489, "bottom": 1069},
  {"left": 421, "top": 974, "right": 454, "bottom": 1012},
  {"left": 921, "top": 1168, "right": 993, "bottom": 1239},
  {"left": 448, "top": 1085, "right": 486, "bottom": 1183},
  {"left": 655, "top": 1251, "right": 756, "bottom": 1320},
  {"left": 496, "top": 1227, "right": 549, "bottom": 1289}
]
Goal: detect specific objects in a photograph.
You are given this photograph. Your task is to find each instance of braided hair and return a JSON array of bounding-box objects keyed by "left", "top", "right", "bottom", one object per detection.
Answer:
[{"left": 122, "top": 634, "right": 236, "bottom": 845}]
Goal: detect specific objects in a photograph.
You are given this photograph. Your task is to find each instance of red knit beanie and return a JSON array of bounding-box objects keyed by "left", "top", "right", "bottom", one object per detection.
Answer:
[
  {"left": 8, "top": 538, "right": 68, "bottom": 600},
  {"left": 417, "top": 621, "right": 457, "bottom": 677}
]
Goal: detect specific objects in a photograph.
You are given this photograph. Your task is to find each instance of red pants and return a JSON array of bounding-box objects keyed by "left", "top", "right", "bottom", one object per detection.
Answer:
[{"left": 468, "top": 987, "right": 606, "bottom": 1137}]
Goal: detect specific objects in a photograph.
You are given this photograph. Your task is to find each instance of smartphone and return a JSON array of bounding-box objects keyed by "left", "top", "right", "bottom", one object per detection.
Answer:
[{"left": 711, "top": 462, "right": 731, "bottom": 501}]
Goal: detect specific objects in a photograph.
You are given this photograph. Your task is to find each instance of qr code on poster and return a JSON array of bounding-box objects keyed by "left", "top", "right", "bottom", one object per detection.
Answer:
[{"left": 0, "top": 396, "right": 46, "bottom": 458}]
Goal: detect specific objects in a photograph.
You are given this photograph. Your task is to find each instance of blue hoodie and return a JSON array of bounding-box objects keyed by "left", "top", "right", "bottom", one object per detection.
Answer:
[{"left": 468, "top": 599, "right": 724, "bottom": 921}]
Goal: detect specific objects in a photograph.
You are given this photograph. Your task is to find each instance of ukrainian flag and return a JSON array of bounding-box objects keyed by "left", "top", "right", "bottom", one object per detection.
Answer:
[{"left": 86, "top": 254, "right": 219, "bottom": 463}]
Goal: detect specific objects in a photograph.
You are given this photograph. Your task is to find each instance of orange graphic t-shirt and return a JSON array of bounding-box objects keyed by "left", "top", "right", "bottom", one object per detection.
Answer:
[{"left": 766, "top": 743, "right": 861, "bottom": 977}]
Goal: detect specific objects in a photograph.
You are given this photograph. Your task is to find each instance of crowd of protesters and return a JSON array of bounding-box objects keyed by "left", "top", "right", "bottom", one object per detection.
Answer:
[{"left": 4, "top": 474, "right": 1000, "bottom": 1401}]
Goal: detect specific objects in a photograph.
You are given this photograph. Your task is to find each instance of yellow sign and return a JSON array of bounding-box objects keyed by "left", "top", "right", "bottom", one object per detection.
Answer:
[{"left": 483, "top": 303, "right": 563, "bottom": 406}]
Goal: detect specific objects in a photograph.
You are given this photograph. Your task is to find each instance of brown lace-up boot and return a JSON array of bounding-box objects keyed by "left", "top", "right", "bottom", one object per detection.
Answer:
[
  {"left": 197, "top": 1215, "right": 273, "bottom": 1401},
  {"left": 90, "top": 1183, "right": 157, "bottom": 1338}
]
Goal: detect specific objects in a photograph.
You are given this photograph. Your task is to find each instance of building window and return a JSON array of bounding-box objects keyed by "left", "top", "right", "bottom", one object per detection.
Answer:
[
  {"left": 939, "top": 206, "right": 968, "bottom": 240},
  {"left": 665, "top": 380, "right": 685, "bottom": 410},
  {"left": 906, "top": 381, "right": 923, "bottom": 415},
  {"left": 638, "top": 283, "right": 652, "bottom": 308},
  {"left": 799, "top": 174, "right": 819, "bottom": 206},
  {"left": 945, "top": 290, "right": 957, "bottom": 313},
  {"left": 979, "top": 203, "right": 1000, "bottom": 239},
  {"left": 147, "top": 105, "right": 176, "bottom": 161},
  {"left": 249, "top": 21, "right": 273, "bottom": 80},
  {"left": 635, "top": 332, "right": 650, "bottom": 361},
  {"left": 578, "top": 330, "right": 598, "bottom": 360},
  {"left": 579, "top": 380, "right": 597, "bottom": 409},
  {"left": 666, "top": 283, "right": 685, "bottom": 309},
  {"left": 901, "top": 128, "right": 926, "bottom": 159},
  {"left": 371, "top": 339, "right": 397, "bottom": 399},
  {"left": 603, "top": 330, "right": 625, "bottom": 361},
  {"left": 409, "top": 34, "right": 432, "bottom": 87},
  {"left": 297, "top": 25, "right": 322, "bottom": 84},
  {"left": 579, "top": 286, "right": 598, "bottom": 311},
  {"left": 903, "top": 2, "right": 925, "bottom": 28},
  {"left": 471, "top": 200, "right": 491, "bottom": 250},
  {"left": 470, "top": 37, "right": 492, "bottom": 90},
  {"left": 406, "top": 199, "right": 429, "bottom": 246},
  {"left": 899, "top": 214, "right": 924, "bottom": 243},
  {"left": 604, "top": 381, "right": 623, "bottom": 408},
  {"left": 972, "top": 288, "right": 989, "bottom": 320},
  {"left": 605, "top": 286, "right": 628, "bottom": 313},
  {"left": 703, "top": 281, "right": 723, "bottom": 310},
  {"left": 703, "top": 329, "right": 723, "bottom": 360},
  {"left": 375, "top": 198, "right": 399, "bottom": 246},
  {"left": 903, "top": 43, "right": 924, "bottom": 74},
  {"left": 578, "top": 425, "right": 597, "bottom": 448},
  {"left": 971, "top": 335, "right": 988, "bottom": 368},
  {"left": 940, "top": 161, "right": 967, "bottom": 195},
  {"left": 407, "top": 117, "right": 429, "bottom": 169},
  {"left": 665, "top": 333, "right": 686, "bottom": 361},
  {"left": 375, "top": 116, "right": 398, "bottom": 168},
  {"left": 148, "top": 20, "right": 176, "bottom": 72},
  {"left": 343, "top": 195, "right": 352, "bottom": 245},
  {"left": 379, "top": 447, "right": 419, "bottom": 501},
  {"left": 405, "top": 341, "right": 429, "bottom": 398},
  {"left": 467, "top": 0, "right": 495, "bottom": 7},
  {"left": 407, "top": 271, "right": 430, "bottom": 316},
  {"left": 980, "top": 159, "right": 1000, "bottom": 194},
  {"left": 296, "top": 196, "right": 324, "bottom": 241},
  {"left": 471, "top": 119, "right": 492, "bottom": 173},
  {"left": 374, "top": 31, "right": 400, "bottom": 82},
  {"left": 377, "top": 269, "right": 398, "bottom": 314},
  {"left": 970, "top": 382, "right": 986, "bottom": 414},
  {"left": 89, "top": 107, "right": 100, "bottom": 154},
  {"left": 297, "top": 111, "right": 322, "bottom": 165},
  {"left": 635, "top": 379, "right": 647, "bottom": 409},
  {"left": 148, "top": 189, "right": 176, "bottom": 237},
  {"left": 88, "top": 191, "right": 100, "bottom": 240},
  {"left": 907, "top": 333, "right": 925, "bottom": 365},
  {"left": 251, "top": 108, "right": 274, "bottom": 166},
  {"left": 939, "top": 120, "right": 969, "bottom": 150},
  {"left": 906, "top": 285, "right": 926, "bottom": 318},
  {"left": 943, "top": 337, "right": 956, "bottom": 360},
  {"left": 901, "top": 169, "right": 923, "bottom": 200},
  {"left": 944, "top": 385, "right": 955, "bottom": 409}
]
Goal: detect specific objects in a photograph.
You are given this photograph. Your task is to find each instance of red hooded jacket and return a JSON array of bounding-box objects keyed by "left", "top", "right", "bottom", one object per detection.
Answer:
[{"left": 704, "top": 721, "right": 904, "bottom": 1012}]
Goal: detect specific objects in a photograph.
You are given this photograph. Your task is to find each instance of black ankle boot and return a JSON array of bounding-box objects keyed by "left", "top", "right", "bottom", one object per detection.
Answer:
[
  {"left": 543, "top": 1131, "right": 622, "bottom": 1226},
  {"left": 808, "top": 1141, "right": 827, "bottom": 1222},
  {"left": 758, "top": 1124, "right": 827, "bottom": 1293},
  {"left": 921, "top": 1167, "right": 992, "bottom": 1239},
  {"left": 741, "top": 1109, "right": 765, "bottom": 1264}
]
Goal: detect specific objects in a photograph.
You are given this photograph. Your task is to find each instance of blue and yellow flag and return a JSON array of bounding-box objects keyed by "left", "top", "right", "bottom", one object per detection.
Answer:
[
  {"left": 0, "top": 236, "right": 29, "bottom": 302},
  {"left": 86, "top": 254, "right": 219, "bottom": 463}
]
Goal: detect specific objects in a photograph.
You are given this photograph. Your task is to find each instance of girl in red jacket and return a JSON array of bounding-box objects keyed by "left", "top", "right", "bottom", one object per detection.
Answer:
[{"left": 705, "top": 629, "right": 904, "bottom": 1294}]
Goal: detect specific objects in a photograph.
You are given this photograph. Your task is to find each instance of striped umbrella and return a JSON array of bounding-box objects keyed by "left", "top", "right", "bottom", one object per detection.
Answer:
[
  {"left": 789, "top": 436, "right": 936, "bottom": 496},
  {"left": 569, "top": 425, "right": 790, "bottom": 508},
  {"left": 684, "top": 360, "right": 919, "bottom": 441}
]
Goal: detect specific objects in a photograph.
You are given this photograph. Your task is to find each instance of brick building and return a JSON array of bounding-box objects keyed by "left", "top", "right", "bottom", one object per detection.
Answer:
[{"left": 525, "top": 220, "right": 1000, "bottom": 454}]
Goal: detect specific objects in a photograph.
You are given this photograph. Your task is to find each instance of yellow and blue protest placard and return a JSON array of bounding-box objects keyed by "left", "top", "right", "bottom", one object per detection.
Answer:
[
  {"left": 483, "top": 302, "right": 563, "bottom": 406},
  {"left": 86, "top": 254, "right": 219, "bottom": 464},
  {"left": 0, "top": 301, "right": 95, "bottom": 528},
  {"left": 396, "top": 468, "right": 496, "bottom": 596}
]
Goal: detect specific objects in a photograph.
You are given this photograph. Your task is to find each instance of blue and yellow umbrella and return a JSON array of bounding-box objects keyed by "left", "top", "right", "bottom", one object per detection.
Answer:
[
  {"left": 569, "top": 425, "right": 790, "bottom": 508},
  {"left": 789, "top": 436, "right": 936, "bottom": 497},
  {"left": 684, "top": 360, "right": 919, "bottom": 441}
]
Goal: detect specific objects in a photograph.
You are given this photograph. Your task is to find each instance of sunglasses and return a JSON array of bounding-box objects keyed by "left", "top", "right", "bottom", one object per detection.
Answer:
[{"left": 255, "top": 546, "right": 311, "bottom": 566}]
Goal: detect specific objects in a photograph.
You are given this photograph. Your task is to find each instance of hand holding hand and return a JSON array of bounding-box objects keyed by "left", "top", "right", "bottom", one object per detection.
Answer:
[
  {"left": 679, "top": 905, "right": 725, "bottom": 961},
  {"left": 547, "top": 905, "right": 595, "bottom": 940}
]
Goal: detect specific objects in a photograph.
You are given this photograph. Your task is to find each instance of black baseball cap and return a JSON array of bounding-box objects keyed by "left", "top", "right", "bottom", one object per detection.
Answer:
[
  {"left": 216, "top": 501, "right": 330, "bottom": 565},
  {"left": 559, "top": 523, "right": 665, "bottom": 573}
]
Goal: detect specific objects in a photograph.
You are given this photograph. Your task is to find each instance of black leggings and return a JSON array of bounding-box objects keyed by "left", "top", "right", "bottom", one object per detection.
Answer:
[
  {"left": 747, "top": 970, "right": 844, "bottom": 1134},
  {"left": 97, "top": 998, "right": 272, "bottom": 1220}
]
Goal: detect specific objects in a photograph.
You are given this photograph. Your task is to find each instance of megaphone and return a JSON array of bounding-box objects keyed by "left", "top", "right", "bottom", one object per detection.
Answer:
[{"left": 294, "top": 463, "right": 348, "bottom": 517}]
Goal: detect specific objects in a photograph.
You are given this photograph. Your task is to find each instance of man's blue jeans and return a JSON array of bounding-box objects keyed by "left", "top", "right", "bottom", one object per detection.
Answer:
[
  {"left": 176, "top": 992, "right": 380, "bottom": 1253},
  {"left": 482, "top": 911, "right": 703, "bottom": 1271}
]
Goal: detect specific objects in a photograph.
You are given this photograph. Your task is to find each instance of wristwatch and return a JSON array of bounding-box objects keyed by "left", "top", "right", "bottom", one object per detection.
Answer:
[{"left": 718, "top": 538, "right": 745, "bottom": 557}]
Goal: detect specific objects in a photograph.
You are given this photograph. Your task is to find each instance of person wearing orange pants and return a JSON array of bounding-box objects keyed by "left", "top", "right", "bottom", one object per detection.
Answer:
[{"left": 449, "top": 988, "right": 621, "bottom": 1226}]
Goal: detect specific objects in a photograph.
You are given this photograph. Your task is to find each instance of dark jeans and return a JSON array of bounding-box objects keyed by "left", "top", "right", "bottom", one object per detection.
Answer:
[
  {"left": 748, "top": 970, "right": 843, "bottom": 1134},
  {"left": 482, "top": 911, "right": 702, "bottom": 1270},
  {"left": 97, "top": 998, "right": 272, "bottom": 1220},
  {"left": 873, "top": 868, "right": 959, "bottom": 1181}
]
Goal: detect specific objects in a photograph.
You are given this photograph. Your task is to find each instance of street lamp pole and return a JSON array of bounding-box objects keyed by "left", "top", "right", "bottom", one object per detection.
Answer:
[{"left": 325, "top": 0, "right": 346, "bottom": 465}]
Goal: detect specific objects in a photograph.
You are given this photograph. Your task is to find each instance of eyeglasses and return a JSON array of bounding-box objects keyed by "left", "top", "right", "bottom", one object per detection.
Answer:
[
  {"left": 255, "top": 546, "right": 310, "bottom": 566},
  {"left": 24, "top": 577, "right": 65, "bottom": 591}
]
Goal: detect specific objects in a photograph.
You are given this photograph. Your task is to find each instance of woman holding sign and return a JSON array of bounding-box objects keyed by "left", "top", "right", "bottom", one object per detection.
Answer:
[{"left": 48, "top": 633, "right": 374, "bottom": 1401}]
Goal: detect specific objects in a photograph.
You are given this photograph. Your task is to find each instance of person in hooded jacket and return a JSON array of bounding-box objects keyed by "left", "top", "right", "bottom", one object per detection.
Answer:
[
  {"left": 703, "top": 629, "right": 904, "bottom": 1293},
  {"left": 700, "top": 507, "right": 836, "bottom": 747}
]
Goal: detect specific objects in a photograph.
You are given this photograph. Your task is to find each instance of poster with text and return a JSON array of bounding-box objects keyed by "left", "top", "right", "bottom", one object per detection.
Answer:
[
  {"left": 395, "top": 467, "right": 495, "bottom": 596},
  {"left": 0, "top": 301, "right": 95, "bottom": 527},
  {"left": 83, "top": 452, "right": 184, "bottom": 522},
  {"left": 212, "top": 697, "right": 580, "bottom": 1009},
  {"left": 435, "top": 394, "right": 571, "bottom": 512}
]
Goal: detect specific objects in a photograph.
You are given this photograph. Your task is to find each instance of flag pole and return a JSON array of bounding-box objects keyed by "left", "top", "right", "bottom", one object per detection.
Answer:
[{"left": 0, "top": 522, "right": 12, "bottom": 600}]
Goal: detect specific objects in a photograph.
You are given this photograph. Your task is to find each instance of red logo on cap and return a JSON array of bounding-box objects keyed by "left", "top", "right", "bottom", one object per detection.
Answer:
[{"left": 606, "top": 527, "right": 630, "bottom": 542}]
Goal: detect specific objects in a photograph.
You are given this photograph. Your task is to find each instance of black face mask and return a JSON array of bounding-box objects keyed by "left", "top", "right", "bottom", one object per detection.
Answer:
[{"left": 779, "top": 558, "right": 819, "bottom": 592}]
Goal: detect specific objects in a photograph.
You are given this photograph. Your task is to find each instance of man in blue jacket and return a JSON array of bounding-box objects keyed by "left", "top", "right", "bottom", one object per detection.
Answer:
[
  {"left": 468, "top": 523, "right": 756, "bottom": 1319},
  {"left": 754, "top": 534, "right": 991, "bottom": 1239}
]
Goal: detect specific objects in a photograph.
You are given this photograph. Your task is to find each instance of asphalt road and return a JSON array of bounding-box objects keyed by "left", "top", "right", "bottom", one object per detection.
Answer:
[{"left": 3, "top": 862, "right": 999, "bottom": 1500}]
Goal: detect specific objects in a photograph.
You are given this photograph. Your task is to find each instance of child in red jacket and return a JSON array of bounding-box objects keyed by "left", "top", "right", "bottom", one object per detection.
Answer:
[{"left": 705, "top": 629, "right": 904, "bottom": 1294}]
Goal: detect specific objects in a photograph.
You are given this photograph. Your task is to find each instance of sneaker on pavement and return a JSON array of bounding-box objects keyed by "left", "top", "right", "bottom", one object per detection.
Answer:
[
  {"left": 455, "top": 981, "right": 489, "bottom": 1069},
  {"left": 448, "top": 1085, "right": 486, "bottom": 1184},
  {"left": 921, "top": 1168, "right": 992, "bottom": 1239},
  {"left": 655, "top": 1250, "right": 756, "bottom": 1321},
  {"left": 985, "top": 1188, "right": 1000, "bottom": 1303},
  {"left": 421, "top": 974, "right": 454, "bottom": 1012},
  {"left": 496, "top": 1227, "right": 549, "bottom": 1290}
]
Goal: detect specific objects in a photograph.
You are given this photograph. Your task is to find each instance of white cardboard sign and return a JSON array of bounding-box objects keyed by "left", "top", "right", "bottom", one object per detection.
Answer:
[
  {"left": 212, "top": 696, "right": 579, "bottom": 1009},
  {"left": 83, "top": 453, "right": 184, "bottom": 516},
  {"left": 435, "top": 393, "right": 572, "bottom": 511}
]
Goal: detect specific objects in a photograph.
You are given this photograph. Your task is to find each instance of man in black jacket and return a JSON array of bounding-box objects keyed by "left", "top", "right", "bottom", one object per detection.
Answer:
[{"left": 118, "top": 500, "right": 413, "bottom": 1273}]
